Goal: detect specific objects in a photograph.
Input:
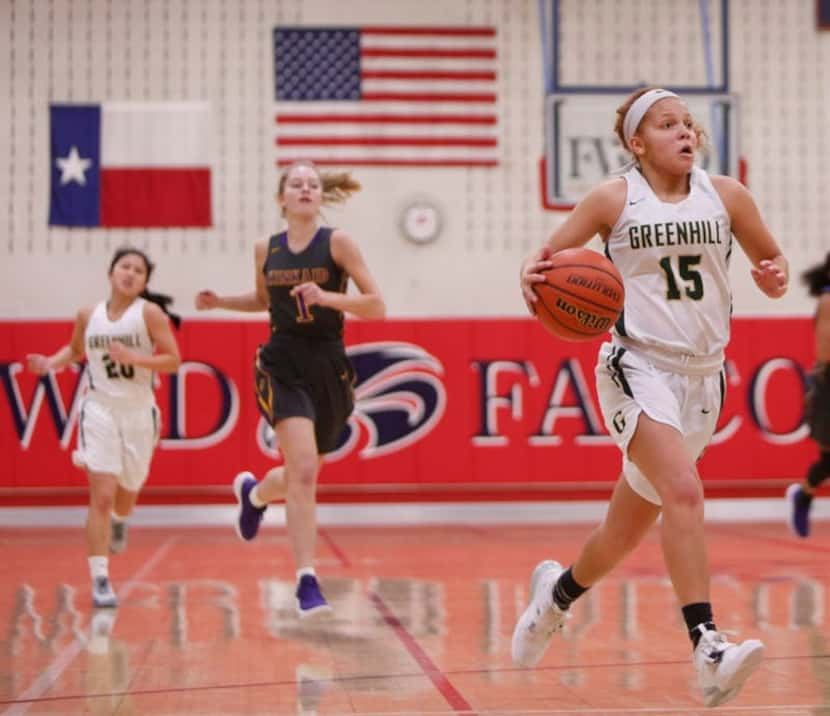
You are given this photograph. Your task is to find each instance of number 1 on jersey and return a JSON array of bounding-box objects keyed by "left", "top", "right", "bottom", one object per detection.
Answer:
[{"left": 294, "top": 293, "right": 313, "bottom": 323}]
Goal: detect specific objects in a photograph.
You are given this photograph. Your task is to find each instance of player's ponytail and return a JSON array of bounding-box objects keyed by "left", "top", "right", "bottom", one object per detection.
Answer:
[
  {"left": 140, "top": 289, "right": 182, "bottom": 329},
  {"left": 320, "top": 170, "right": 362, "bottom": 205},
  {"left": 109, "top": 246, "right": 182, "bottom": 329}
]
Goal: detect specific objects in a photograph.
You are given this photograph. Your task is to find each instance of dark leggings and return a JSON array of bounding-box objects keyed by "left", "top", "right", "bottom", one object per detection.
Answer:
[{"left": 806, "top": 450, "right": 830, "bottom": 490}]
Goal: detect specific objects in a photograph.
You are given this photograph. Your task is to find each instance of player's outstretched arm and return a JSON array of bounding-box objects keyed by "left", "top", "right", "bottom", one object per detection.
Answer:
[
  {"left": 194, "top": 240, "right": 270, "bottom": 313},
  {"left": 25, "top": 307, "right": 90, "bottom": 375}
]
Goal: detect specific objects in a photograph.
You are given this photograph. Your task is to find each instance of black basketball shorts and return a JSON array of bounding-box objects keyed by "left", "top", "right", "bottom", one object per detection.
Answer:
[
  {"left": 805, "top": 364, "right": 830, "bottom": 447},
  {"left": 254, "top": 347, "right": 355, "bottom": 454}
]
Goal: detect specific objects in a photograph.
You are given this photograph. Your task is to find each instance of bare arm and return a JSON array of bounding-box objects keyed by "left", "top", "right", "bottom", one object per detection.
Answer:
[
  {"left": 196, "top": 290, "right": 266, "bottom": 312},
  {"left": 26, "top": 307, "right": 90, "bottom": 375},
  {"left": 108, "top": 303, "right": 182, "bottom": 373},
  {"left": 194, "top": 240, "right": 270, "bottom": 312},
  {"left": 816, "top": 294, "right": 830, "bottom": 363},
  {"left": 520, "top": 179, "right": 626, "bottom": 311},
  {"left": 292, "top": 230, "right": 386, "bottom": 319},
  {"left": 711, "top": 175, "right": 789, "bottom": 298}
]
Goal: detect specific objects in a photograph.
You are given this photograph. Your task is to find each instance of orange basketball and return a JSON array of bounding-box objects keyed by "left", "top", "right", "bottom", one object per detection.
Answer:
[{"left": 532, "top": 248, "right": 624, "bottom": 341}]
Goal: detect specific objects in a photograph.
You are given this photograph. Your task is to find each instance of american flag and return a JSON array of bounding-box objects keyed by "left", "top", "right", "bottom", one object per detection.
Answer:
[{"left": 273, "top": 26, "right": 498, "bottom": 168}]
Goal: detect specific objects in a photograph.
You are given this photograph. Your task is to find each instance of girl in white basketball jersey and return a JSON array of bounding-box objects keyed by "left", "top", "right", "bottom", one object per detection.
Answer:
[
  {"left": 512, "top": 87, "right": 788, "bottom": 708},
  {"left": 26, "top": 248, "right": 181, "bottom": 608}
]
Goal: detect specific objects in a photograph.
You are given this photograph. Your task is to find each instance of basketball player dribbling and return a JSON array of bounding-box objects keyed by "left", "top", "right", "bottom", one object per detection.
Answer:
[
  {"left": 195, "top": 160, "right": 385, "bottom": 618},
  {"left": 26, "top": 247, "right": 181, "bottom": 608},
  {"left": 513, "top": 87, "right": 789, "bottom": 707}
]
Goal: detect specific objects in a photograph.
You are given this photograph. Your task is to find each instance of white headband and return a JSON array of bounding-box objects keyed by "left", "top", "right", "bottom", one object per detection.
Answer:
[{"left": 622, "top": 88, "right": 679, "bottom": 148}]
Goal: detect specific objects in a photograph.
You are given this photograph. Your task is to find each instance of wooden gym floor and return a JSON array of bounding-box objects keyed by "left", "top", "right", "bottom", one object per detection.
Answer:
[{"left": 1, "top": 518, "right": 829, "bottom": 715}]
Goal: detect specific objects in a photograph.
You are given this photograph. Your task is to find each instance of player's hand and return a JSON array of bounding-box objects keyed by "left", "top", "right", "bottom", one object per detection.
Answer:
[
  {"left": 290, "top": 282, "right": 327, "bottom": 307},
  {"left": 108, "top": 340, "right": 135, "bottom": 365},
  {"left": 194, "top": 290, "right": 220, "bottom": 310},
  {"left": 520, "top": 246, "right": 554, "bottom": 314},
  {"left": 26, "top": 353, "right": 51, "bottom": 375},
  {"left": 751, "top": 259, "right": 788, "bottom": 299}
]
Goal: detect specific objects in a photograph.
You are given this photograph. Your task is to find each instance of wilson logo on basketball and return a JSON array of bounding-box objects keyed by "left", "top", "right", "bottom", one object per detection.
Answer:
[{"left": 554, "top": 297, "right": 613, "bottom": 331}]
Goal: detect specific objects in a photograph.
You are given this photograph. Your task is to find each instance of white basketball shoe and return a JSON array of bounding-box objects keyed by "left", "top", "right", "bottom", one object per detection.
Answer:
[
  {"left": 693, "top": 627, "right": 765, "bottom": 707},
  {"left": 511, "top": 560, "right": 570, "bottom": 667}
]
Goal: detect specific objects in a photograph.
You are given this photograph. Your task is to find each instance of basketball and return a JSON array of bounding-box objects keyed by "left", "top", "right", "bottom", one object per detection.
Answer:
[{"left": 532, "top": 248, "right": 624, "bottom": 341}]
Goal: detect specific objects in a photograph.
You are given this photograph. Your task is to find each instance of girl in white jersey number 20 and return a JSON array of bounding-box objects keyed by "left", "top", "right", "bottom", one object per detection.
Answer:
[
  {"left": 26, "top": 248, "right": 181, "bottom": 610},
  {"left": 513, "top": 87, "right": 788, "bottom": 708}
]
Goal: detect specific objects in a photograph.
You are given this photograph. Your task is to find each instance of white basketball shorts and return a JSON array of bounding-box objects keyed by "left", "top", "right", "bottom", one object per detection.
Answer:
[
  {"left": 73, "top": 396, "right": 161, "bottom": 492},
  {"left": 595, "top": 342, "right": 724, "bottom": 505}
]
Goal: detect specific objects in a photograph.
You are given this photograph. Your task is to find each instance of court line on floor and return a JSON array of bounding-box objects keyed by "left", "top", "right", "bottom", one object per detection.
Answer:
[
  {"left": 4, "top": 682, "right": 828, "bottom": 715},
  {"left": 1, "top": 698, "right": 827, "bottom": 715},
  {"left": 368, "top": 589, "right": 477, "bottom": 715},
  {"left": 318, "top": 526, "right": 476, "bottom": 714},
  {"left": 318, "top": 527, "right": 352, "bottom": 567},
  {"left": 4, "top": 651, "right": 827, "bottom": 710},
  {"left": 2, "top": 537, "right": 177, "bottom": 716}
]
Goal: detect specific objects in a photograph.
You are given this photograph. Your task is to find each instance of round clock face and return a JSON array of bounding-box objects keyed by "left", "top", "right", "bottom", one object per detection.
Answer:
[{"left": 400, "top": 201, "right": 441, "bottom": 244}]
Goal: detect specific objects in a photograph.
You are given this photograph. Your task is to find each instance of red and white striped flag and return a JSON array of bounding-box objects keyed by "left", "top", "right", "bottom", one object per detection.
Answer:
[{"left": 273, "top": 26, "right": 498, "bottom": 168}]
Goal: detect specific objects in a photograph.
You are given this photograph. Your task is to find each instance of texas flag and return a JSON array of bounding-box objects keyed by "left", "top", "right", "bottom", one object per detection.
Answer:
[{"left": 49, "top": 102, "right": 212, "bottom": 228}]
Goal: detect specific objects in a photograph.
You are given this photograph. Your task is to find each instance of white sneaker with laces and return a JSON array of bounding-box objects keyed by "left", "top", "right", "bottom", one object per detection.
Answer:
[
  {"left": 92, "top": 576, "right": 118, "bottom": 609},
  {"left": 693, "top": 627, "right": 765, "bottom": 708},
  {"left": 511, "top": 560, "right": 570, "bottom": 667}
]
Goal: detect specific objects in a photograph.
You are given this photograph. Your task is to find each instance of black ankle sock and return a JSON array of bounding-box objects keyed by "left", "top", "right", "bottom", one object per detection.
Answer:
[
  {"left": 682, "top": 602, "right": 716, "bottom": 648},
  {"left": 552, "top": 567, "right": 588, "bottom": 611}
]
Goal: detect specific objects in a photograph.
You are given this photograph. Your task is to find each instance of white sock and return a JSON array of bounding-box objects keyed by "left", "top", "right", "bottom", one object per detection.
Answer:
[
  {"left": 111, "top": 511, "right": 127, "bottom": 524},
  {"left": 296, "top": 567, "right": 316, "bottom": 581},
  {"left": 249, "top": 485, "right": 267, "bottom": 509},
  {"left": 88, "top": 556, "right": 109, "bottom": 580}
]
